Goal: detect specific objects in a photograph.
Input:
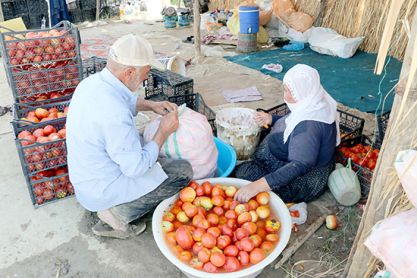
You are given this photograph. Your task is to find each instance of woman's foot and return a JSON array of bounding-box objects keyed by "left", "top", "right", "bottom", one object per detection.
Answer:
[{"left": 92, "top": 220, "right": 146, "bottom": 239}]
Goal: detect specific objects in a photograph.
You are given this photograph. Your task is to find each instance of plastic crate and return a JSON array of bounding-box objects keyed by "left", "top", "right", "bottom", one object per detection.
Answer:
[
  {"left": 144, "top": 68, "right": 193, "bottom": 100},
  {"left": 258, "top": 103, "right": 365, "bottom": 143},
  {"left": 82, "top": 56, "right": 107, "bottom": 78},
  {"left": 12, "top": 98, "right": 70, "bottom": 122},
  {"left": 336, "top": 135, "right": 379, "bottom": 197},
  {"left": 168, "top": 93, "right": 216, "bottom": 134},
  {"left": 29, "top": 169, "right": 74, "bottom": 207},
  {"left": 376, "top": 110, "right": 390, "bottom": 146},
  {"left": 12, "top": 118, "right": 67, "bottom": 177},
  {"left": 0, "top": 21, "right": 82, "bottom": 103}
]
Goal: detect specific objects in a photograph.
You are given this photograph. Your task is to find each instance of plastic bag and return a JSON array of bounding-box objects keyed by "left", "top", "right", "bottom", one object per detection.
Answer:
[
  {"left": 287, "top": 27, "right": 312, "bottom": 43},
  {"left": 272, "top": 0, "right": 295, "bottom": 19},
  {"left": 328, "top": 161, "right": 361, "bottom": 206},
  {"left": 286, "top": 11, "right": 314, "bottom": 32},
  {"left": 365, "top": 208, "right": 417, "bottom": 278},
  {"left": 308, "top": 27, "right": 365, "bottom": 58},
  {"left": 143, "top": 107, "right": 218, "bottom": 180},
  {"left": 288, "top": 202, "right": 307, "bottom": 225},
  {"left": 394, "top": 149, "right": 417, "bottom": 208}
]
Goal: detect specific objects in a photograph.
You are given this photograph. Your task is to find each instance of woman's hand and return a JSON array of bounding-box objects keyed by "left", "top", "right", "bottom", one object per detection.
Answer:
[
  {"left": 234, "top": 178, "right": 271, "bottom": 203},
  {"left": 255, "top": 111, "right": 272, "bottom": 127}
]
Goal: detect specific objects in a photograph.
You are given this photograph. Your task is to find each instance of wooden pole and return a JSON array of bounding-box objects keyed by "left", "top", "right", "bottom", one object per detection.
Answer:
[
  {"left": 345, "top": 9, "right": 417, "bottom": 278},
  {"left": 96, "top": 0, "right": 100, "bottom": 21},
  {"left": 0, "top": 1, "right": 4, "bottom": 22},
  {"left": 193, "top": 0, "right": 202, "bottom": 61}
]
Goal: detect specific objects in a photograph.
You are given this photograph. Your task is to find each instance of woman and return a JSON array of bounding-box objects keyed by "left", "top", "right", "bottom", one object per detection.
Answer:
[{"left": 234, "top": 64, "right": 340, "bottom": 203}]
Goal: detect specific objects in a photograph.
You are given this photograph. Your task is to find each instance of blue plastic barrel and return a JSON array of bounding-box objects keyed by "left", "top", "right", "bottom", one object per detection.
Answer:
[
  {"left": 163, "top": 15, "right": 177, "bottom": 28},
  {"left": 239, "top": 6, "right": 259, "bottom": 34},
  {"left": 178, "top": 14, "right": 190, "bottom": 27}
]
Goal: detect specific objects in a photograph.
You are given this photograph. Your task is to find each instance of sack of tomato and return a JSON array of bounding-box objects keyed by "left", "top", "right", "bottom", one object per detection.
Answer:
[
  {"left": 336, "top": 135, "right": 380, "bottom": 197},
  {"left": 154, "top": 179, "right": 292, "bottom": 276}
]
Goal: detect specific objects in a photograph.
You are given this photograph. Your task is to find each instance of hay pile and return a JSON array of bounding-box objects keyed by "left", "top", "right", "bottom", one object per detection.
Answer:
[{"left": 208, "top": 0, "right": 416, "bottom": 60}]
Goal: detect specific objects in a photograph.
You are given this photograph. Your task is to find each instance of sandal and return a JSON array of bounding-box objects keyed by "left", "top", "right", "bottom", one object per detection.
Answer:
[{"left": 92, "top": 220, "right": 146, "bottom": 239}]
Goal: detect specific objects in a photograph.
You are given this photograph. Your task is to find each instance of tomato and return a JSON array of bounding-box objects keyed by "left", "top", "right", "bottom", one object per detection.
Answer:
[
  {"left": 249, "top": 234, "right": 263, "bottom": 248},
  {"left": 256, "top": 192, "right": 270, "bottom": 205},
  {"left": 163, "top": 212, "right": 175, "bottom": 222},
  {"left": 193, "top": 242, "right": 204, "bottom": 255},
  {"left": 166, "top": 231, "right": 176, "bottom": 245},
  {"left": 238, "top": 251, "right": 250, "bottom": 265},
  {"left": 201, "top": 233, "right": 216, "bottom": 249},
  {"left": 182, "top": 202, "right": 198, "bottom": 218},
  {"left": 256, "top": 206, "right": 271, "bottom": 219},
  {"left": 190, "top": 258, "right": 204, "bottom": 270},
  {"left": 226, "top": 219, "right": 237, "bottom": 230},
  {"left": 198, "top": 248, "right": 211, "bottom": 263},
  {"left": 225, "top": 210, "right": 238, "bottom": 219},
  {"left": 176, "top": 211, "right": 190, "bottom": 223},
  {"left": 192, "top": 228, "right": 205, "bottom": 242},
  {"left": 192, "top": 214, "right": 206, "bottom": 229},
  {"left": 265, "top": 219, "right": 281, "bottom": 233},
  {"left": 213, "top": 206, "right": 224, "bottom": 216},
  {"left": 367, "top": 159, "right": 376, "bottom": 170},
  {"left": 179, "top": 187, "right": 196, "bottom": 203},
  {"left": 196, "top": 206, "right": 207, "bottom": 217},
  {"left": 235, "top": 228, "right": 250, "bottom": 241},
  {"left": 203, "top": 262, "right": 217, "bottom": 273},
  {"left": 351, "top": 154, "right": 361, "bottom": 165},
  {"left": 266, "top": 234, "right": 279, "bottom": 242},
  {"left": 202, "top": 181, "right": 212, "bottom": 195},
  {"left": 248, "top": 199, "right": 259, "bottom": 210},
  {"left": 212, "top": 195, "right": 225, "bottom": 207},
  {"left": 219, "top": 216, "right": 228, "bottom": 225},
  {"left": 162, "top": 221, "right": 174, "bottom": 233},
  {"left": 195, "top": 186, "right": 205, "bottom": 197},
  {"left": 212, "top": 187, "right": 225, "bottom": 197},
  {"left": 207, "top": 213, "right": 219, "bottom": 226},
  {"left": 223, "top": 200, "right": 232, "bottom": 210},
  {"left": 207, "top": 227, "right": 221, "bottom": 238},
  {"left": 217, "top": 235, "right": 232, "bottom": 249},
  {"left": 242, "top": 222, "right": 257, "bottom": 235},
  {"left": 175, "top": 226, "right": 194, "bottom": 250},
  {"left": 240, "top": 237, "right": 255, "bottom": 252},
  {"left": 230, "top": 200, "right": 239, "bottom": 210},
  {"left": 179, "top": 251, "right": 192, "bottom": 262},
  {"left": 188, "top": 181, "right": 198, "bottom": 190},
  {"left": 261, "top": 241, "right": 274, "bottom": 254},
  {"left": 237, "top": 212, "right": 252, "bottom": 225},
  {"left": 221, "top": 225, "right": 233, "bottom": 237},
  {"left": 210, "top": 252, "right": 226, "bottom": 267},
  {"left": 224, "top": 245, "right": 239, "bottom": 257},
  {"left": 235, "top": 204, "right": 249, "bottom": 215},
  {"left": 290, "top": 210, "right": 300, "bottom": 218},
  {"left": 250, "top": 248, "right": 265, "bottom": 264},
  {"left": 175, "top": 200, "right": 183, "bottom": 207},
  {"left": 224, "top": 256, "right": 241, "bottom": 272}
]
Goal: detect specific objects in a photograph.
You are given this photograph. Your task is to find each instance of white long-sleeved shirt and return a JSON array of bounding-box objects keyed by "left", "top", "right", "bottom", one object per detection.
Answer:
[{"left": 66, "top": 68, "right": 167, "bottom": 212}]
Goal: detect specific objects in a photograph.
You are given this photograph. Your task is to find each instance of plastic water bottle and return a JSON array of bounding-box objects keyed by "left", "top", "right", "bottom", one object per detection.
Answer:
[{"left": 41, "top": 16, "right": 46, "bottom": 29}]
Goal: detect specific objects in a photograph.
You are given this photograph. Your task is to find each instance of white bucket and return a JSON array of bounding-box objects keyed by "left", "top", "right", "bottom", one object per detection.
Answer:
[
  {"left": 215, "top": 108, "right": 261, "bottom": 160},
  {"left": 157, "top": 55, "right": 187, "bottom": 76},
  {"left": 152, "top": 177, "right": 292, "bottom": 278}
]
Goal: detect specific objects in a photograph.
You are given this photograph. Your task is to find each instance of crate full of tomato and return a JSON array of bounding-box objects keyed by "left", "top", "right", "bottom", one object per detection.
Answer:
[
  {"left": 336, "top": 135, "right": 380, "bottom": 197},
  {"left": 12, "top": 117, "right": 73, "bottom": 206},
  {"left": 0, "top": 21, "right": 82, "bottom": 103}
]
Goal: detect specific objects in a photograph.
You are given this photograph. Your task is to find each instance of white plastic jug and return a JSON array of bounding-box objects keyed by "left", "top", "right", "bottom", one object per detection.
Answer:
[{"left": 328, "top": 160, "right": 361, "bottom": 206}]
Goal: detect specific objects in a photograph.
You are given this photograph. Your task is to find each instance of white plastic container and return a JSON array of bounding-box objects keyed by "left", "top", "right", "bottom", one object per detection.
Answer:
[
  {"left": 328, "top": 163, "right": 361, "bottom": 206},
  {"left": 215, "top": 108, "right": 261, "bottom": 160},
  {"left": 156, "top": 55, "right": 187, "bottom": 76},
  {"left": 152, "top": 177, "right": 292, "bottom": 278}
]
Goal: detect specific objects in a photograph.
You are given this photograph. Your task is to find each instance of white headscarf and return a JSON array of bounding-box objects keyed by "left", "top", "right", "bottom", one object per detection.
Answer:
[{"left": 283, "top": 64, "right": 341, "bottom": 146}]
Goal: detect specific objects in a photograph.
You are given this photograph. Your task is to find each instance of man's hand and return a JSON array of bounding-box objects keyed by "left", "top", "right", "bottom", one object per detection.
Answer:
[
  {"left": 152, "top": 112, "right": 179, "bottom": 148},
  {"left": 255, "top": 111, "right": 272, "bottom": 127},
  {"left": 151, "top": 101, "right": 178, "bottom": 115},
  {"left": 234, "top": 178, "right": 271, "bottom": 203}
]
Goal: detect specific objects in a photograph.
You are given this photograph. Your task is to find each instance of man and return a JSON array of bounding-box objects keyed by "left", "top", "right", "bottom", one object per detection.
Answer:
[{"left": 66, "top": 34, "right": 193, "bottom": 239}]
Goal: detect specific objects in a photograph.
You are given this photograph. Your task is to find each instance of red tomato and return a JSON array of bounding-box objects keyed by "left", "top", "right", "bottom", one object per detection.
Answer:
[
  {"left": 203, "top": 262, "right": 217, "bottom": 273},
  {"left": 198, "top": 248, "right": 211, "bottom": 263},
  {"left": 207, "top": 227, "right": 221, "bottom": 238},
  {"left": 216, "top": 235, "right": 232, "bottom": 249},
  {"left": 193, "top": 242, "right": 204, "bottom": 255},
  {"left": 226, "top": 219, "right": 237, "bottom": 230},
  {"left": 250, "top": 248, "right": 265, "bottom": 264},
  {"left": 179, "top": 251, "right": 192, "bottom": 262},
  {"left": 224, "top": 245, "right": 239, "bottom": 257},
  {"left": 240, "top": 237, "right": 255, "bottom": 252},
  {"left": 201, "top": 233, "right": 216, "bottom": 249},
  {"left": 212, "top": 187, "right": 225, "bottom": 197},
  {"left": 188, "top": 181, "right": 198, "bottom": 190},
  {"left": 166, "top": 232, "right": 176, "bottom": 245},
  {"left": 221, "top": 225, "right": 234, "bottom": 237},
  {"left": 192, "top": 227, "right": 205, "bottom": 242},
  {"left": 175, "top": 226, "right": 194, "bottom": 250},
  {"left": 195, "top": 186, "right": 205, "bottom": 197},
  {"left": 225, "top": 210, "right": 238, "bottom": 219},
  {"left": 207, "top": 213, "right": 219, "bottom": 226},
  {"left": 238, "top": 251, "right": 250, "bottom": 265},
  {"left": 242, "top": 222, "right": 257, "bottom": 235},
  {"left": 210, "top": 252, "right": 226, "bottom": 267},
  {"left": 235, "top": 228, "right": 250, "bottom": 241},
  {"left": 202, "top": 181, "right": 212, "bottom": 195},
  {"left": 213, "top": 206, "right": 224, "bottom": 216},
  {"left": 261, "top": 241, "right": 274, "bottom": 254},
  {"left": 266, "top": 234, "right": 279, "bottom": 242},
  {"left": 219, "top": 216, "right": 228, "bottom": 225},
  {"left": 223, "top": 256, "right": 241, "bottom": 272},
  {"left": 190, "top": 258, "right": 204, "bottom": 270},
  {"left": 249, "top": 234, "right": 263, "bottom": 248},
  {"left": 367, "top": 159, "right": 376, "bottom": 170},
  {"left": 223, "top": 200, "right": 232, "bottom": 210},
  {"left": 212, "top": 195, "right": 225, "bottom": 207},
  {"left": 351, "top": 154, "right": 361, "bottom": 164}
]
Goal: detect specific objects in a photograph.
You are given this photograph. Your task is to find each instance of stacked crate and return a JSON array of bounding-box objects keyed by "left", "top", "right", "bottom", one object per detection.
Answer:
[{"left": 0, "top": 21, "right": 82, "bottom": 207}]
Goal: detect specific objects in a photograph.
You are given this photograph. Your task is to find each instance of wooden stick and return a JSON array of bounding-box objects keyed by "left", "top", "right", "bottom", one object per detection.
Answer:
[
  {"left": 193, "top": 0, "right": 202, "bottom": 61},
  {"left": 96, "top": 0, "right": 100, "bottom": 21},
  {"left": 274, "top": 216, "right": 326, "bottom": 270}
]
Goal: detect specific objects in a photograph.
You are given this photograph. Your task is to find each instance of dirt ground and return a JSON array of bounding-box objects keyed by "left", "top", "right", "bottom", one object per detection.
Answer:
[{"left": 0, "top": 18, "right": 373, "bottom": 278}]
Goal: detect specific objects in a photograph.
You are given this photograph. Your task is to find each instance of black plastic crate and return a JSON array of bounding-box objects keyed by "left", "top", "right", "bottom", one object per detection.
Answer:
[
  {"left": 13, "top": 99, "right": 70, "bottom": 122},
  {"left": 376, "top": 110, "right": 390, "bottom": 146},
  {"left": 336, "top": 135, "right": 380, "bottom": 197},
  {"left": 258, "top": 103, "right": 365, "bottom": 143},
  {"left": 82, "top": 56, "right": 107, "bottom": 78},
  {"left": 0, "top": 21, "right": 82, "bottom": 103},
  {"left": 27, "top": 166, "right": 74, "bottom": 207},
  {"left": 144, "top": 68, "right": 193, "bottom": 99},
  {"left": 12, "top": 118, "right": 67, "bottom": 177},
  {"left": 168, "top": 93, "right": 216, "bottom": 134}
]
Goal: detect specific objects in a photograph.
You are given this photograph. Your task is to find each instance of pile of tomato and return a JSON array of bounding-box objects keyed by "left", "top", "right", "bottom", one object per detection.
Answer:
[
  {"left": 339, "top": 143, "right": 379, "bottom": 170},
  {"left": 162, "top": 181, "right": 281, "bottom": 273}
]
